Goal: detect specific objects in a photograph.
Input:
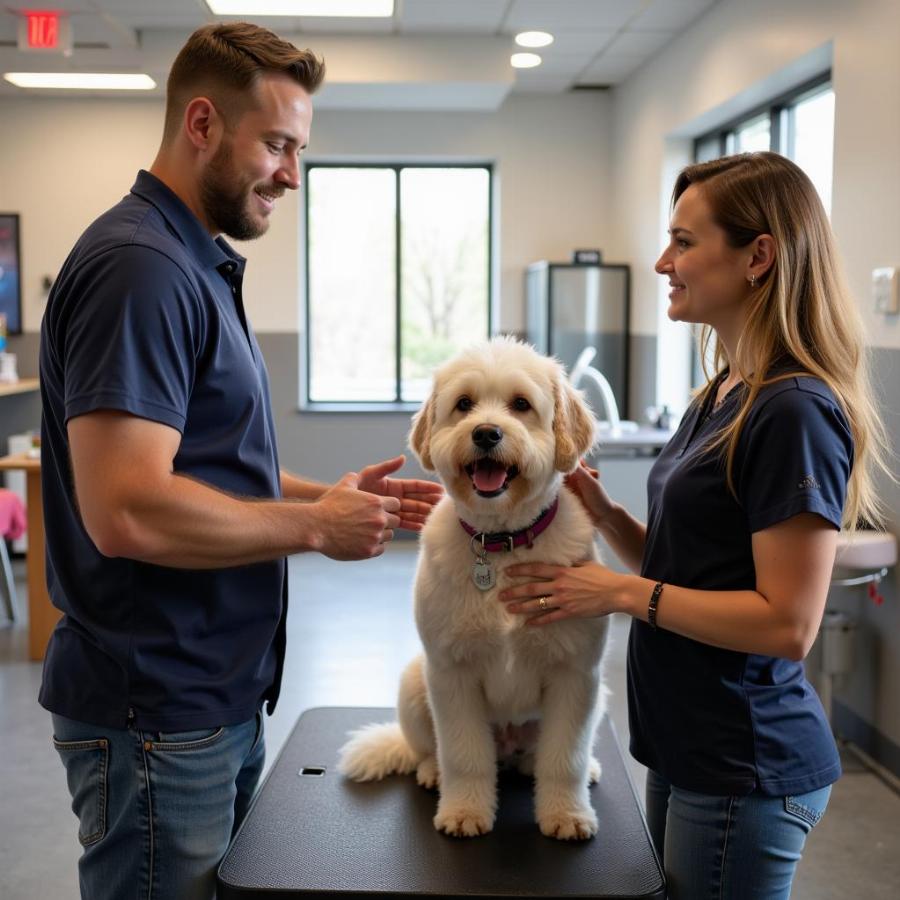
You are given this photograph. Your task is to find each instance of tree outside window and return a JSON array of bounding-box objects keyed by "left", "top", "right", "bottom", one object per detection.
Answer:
[{"left": 306, "top": 164, "right": 492, "bottom": 404}]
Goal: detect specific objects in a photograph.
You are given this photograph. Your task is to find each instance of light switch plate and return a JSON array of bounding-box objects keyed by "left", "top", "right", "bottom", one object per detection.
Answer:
[{"left": 872, "top": 267, "right": 899, "bottom": 314}]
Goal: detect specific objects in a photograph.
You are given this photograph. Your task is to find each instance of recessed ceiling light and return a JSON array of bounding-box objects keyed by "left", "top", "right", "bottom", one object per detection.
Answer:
[
  {"left": 3, "top": 72, "right": 156, "bottom": 90},
  {"left": 511, "top": 53, "right": 542, "bottom": 70},
  {"left": 205, "top": 0, "right": 394, "bottom": 14},
  {"left": 515, "top": 31, "right": 554, "bottom": 48}
]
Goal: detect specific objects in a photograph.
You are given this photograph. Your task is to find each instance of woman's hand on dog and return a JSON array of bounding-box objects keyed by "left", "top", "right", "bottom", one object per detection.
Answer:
[
  {"left": 357, "top": 455, "right": 444, "bottom": 532},
  {"left": 564, "top": 460, "right": 618, "bottom": 528},
  {"left": 498, "top": 561, "right": 631, "bottom": 626}
]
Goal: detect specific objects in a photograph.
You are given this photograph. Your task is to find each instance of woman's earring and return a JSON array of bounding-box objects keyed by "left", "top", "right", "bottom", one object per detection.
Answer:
[{"left": 748, "top": 274, "right": 757, "bottom": 288}]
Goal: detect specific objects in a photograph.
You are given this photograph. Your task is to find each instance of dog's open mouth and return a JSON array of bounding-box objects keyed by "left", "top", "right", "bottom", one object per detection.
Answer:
[{"left": 464, "top": 459, "right": 520, "bottom": 498}]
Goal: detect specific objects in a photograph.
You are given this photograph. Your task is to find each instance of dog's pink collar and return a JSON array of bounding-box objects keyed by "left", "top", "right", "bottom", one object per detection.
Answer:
[{"left": 459, "top": 497, "right": 560, "bottom": 553}]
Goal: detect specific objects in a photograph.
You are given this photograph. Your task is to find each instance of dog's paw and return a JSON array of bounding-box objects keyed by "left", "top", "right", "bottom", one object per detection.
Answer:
[
  {"left": 588, "top": 756, "right": 602, "bottom": 785},
  {"left": 538, "top": 806, "right": 598, "bottom": 841},
  {"left": 434, "top": 803, "right": 494, "bottom": 837},
  {"left": 416, "top": 756, "right": 439, "bottom": 790}
]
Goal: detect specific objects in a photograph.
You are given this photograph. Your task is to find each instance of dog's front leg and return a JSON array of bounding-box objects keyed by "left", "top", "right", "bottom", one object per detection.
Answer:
[
  {"left": 534, "top": 669, "right": 602, "bottom": 840},
  {"left": 427, "top": 662, "right": 497, "bottom": 837}
]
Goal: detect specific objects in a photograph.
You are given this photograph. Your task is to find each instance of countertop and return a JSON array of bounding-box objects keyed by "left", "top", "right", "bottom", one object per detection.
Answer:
[{"left": 591, "top": 425, "right": 676, "bottom": 456}]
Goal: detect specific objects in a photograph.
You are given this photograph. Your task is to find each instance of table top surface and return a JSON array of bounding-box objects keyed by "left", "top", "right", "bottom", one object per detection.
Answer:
[
  {"left": 0, "top": 452, "right": 40, "bottom": 472},
  {"left": 0, "top": 377, "right": 39, "bottom": 397},
  {"left": 218, "top": 706, "right": 665, "bottom": 899}
]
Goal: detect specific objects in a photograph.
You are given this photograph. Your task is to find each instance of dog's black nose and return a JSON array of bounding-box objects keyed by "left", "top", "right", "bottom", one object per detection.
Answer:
[{"left": 472, "top": 424, "right": 503, "bottom": 450}]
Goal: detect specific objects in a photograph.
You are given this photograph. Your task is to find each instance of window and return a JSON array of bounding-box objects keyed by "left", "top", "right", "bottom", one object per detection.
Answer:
[
  {"left": 690, "top": 75, "right": 834, "bottom": 385},
  {"left": 304, "top": 163, "right": 492, "bottom": 405},
  {"left": 694, "top": 75, "right": 834, "bottom": 212}
]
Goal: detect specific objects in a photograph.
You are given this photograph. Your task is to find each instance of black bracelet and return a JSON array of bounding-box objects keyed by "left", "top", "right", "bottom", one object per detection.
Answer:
[{"left": 648, "top": 582, "right": 664, "bottom": 630}]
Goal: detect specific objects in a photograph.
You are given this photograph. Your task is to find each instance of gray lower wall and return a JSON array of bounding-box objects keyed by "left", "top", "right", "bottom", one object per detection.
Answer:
[{"left": 629, "top": 334, "right": 657, "bottom": 423}]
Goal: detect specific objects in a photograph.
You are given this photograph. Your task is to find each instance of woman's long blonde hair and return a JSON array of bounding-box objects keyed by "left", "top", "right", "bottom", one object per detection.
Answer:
[{"left": 675, "top": 151, "right": 891, "bottom": 529}]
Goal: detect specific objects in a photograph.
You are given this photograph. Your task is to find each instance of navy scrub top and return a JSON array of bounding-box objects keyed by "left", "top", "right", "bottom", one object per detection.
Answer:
[
  {"left": 628, "top": 372, "right": 852, "bottom": 796},
  {"left": 39, "top": 170, "right": 287, "bottom": 732}
]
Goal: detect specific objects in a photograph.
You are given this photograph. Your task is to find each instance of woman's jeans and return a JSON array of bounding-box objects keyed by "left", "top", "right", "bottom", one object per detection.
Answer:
[
  {"left": 645, "top": 768, "right": 831, "bottom": 900},
  {"left": 51, "top": 710, "right": 265, "bottom": 900}
]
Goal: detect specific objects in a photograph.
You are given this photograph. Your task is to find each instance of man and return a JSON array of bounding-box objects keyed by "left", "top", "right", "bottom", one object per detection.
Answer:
[{"left": 39, "top": 21, "right": 441, "bottom": 900}]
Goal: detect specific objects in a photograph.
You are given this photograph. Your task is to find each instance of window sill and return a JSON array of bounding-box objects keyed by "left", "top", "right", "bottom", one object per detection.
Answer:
[{"left": 298, "top": 401, "right": 422, "bottom": 414}]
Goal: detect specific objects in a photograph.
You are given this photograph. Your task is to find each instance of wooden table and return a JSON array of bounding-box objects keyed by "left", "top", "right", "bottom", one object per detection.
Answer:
[
  {"left": 0, "top": 377, "right": 40, "bottom": 398},
  {"left": 0, "top": 451, "right": 56, "bottom": 660}
]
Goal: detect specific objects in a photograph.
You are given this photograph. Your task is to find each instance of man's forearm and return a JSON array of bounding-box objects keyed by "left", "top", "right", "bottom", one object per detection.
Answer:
[
  {"left": 280, "top": 469, "right": 330, "bottom": 501},
  {"left": 95, "top": 472, "right": 326, "bottom": 568}
]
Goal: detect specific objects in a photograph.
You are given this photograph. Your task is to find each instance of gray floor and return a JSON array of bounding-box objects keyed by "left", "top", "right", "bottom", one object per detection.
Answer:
[{"left": 1, "top": 543, "right": 898, "bottom": 899}]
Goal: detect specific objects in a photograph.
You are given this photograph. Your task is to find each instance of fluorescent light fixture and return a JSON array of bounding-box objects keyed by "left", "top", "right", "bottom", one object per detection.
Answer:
[
  {"left": 4, "top": 72, "right": 156, "bottom": 90},
  {"left": 205, "top": 0, "right": 393, "bottom": 14},
  {"left": 515, "top": 31, "right": 554, "bottom": 48},
  {"left": 510, "top": 53, "right": 542, "bottom": 69}
]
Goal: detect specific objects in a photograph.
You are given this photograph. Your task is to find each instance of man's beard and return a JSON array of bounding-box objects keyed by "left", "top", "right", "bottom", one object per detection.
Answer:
[{"left": 200, "top": 139, "right": 269, "bottom": 241}]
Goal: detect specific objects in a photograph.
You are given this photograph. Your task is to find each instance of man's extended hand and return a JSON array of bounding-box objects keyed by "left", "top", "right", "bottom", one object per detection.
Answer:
[{"left": 357, "top": 455, "right": 444, "bottom": 532}]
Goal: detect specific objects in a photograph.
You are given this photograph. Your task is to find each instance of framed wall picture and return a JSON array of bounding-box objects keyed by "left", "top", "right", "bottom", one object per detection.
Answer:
[{"left": 0, "top": 213, "right": 22, "bottom": 334}]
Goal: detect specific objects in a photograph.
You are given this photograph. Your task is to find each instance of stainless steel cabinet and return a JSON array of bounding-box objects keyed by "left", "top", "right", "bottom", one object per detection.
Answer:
[{"left": 525, "top": 261, "right": 630, "bottom": 418}]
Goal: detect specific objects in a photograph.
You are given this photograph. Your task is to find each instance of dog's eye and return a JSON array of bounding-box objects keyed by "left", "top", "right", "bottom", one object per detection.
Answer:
[
  {"left": 456, "top": 396, "right": 473, "bottom": 412},
  {"left": 511, "top": 397, "right": 531, "bottom": 412}
]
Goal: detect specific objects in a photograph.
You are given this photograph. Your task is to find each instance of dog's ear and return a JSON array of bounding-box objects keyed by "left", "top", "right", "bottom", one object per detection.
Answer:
[
  {"left": 409, "top": 392, "right": 436, "bottom": 471},
  {"left": 553, "top": 378, "right": 597, "bottom": 472}
]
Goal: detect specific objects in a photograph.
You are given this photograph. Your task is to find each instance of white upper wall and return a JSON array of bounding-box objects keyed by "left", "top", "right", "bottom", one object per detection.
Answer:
[
  {"left": 610, "top": 0, "right": 900, "bottom": 354},
  {"left": 0, "top": 91, "right": 612, "bottom": 336}
]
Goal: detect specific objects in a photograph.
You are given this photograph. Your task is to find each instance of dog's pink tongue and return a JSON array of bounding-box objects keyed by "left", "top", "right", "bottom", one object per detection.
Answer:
[{"left": 472, "top": 460, "right": 507, "bottom": 492}]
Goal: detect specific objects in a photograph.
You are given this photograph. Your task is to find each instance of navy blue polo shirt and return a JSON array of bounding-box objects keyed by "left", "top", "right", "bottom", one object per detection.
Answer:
[
  {"left": 38, "top": 170, "right": 287, "bottom": 732},
  {"left": 628, "top": 372, "right": 851, "bottom": 796}
]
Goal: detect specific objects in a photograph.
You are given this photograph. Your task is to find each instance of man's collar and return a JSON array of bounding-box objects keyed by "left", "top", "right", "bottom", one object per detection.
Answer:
[{"left": 130, "top": 169, "right": 246, "bottom": 274}]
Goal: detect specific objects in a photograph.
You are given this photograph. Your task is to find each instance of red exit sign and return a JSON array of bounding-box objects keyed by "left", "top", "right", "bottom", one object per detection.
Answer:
[
  {"left": 27, "top": 12, "right": 60, "bottom": 49},
  {"left": 17, "top": 11, "right": 72, "bottom": 53}
]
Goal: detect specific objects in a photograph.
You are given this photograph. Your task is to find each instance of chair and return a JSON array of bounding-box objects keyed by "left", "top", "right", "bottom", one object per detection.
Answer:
[{"left": 0, "top": 487, "right": 27, "bottom": 623}]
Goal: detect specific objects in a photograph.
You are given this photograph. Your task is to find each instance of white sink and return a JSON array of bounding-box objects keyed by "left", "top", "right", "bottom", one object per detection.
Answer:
[{"left": 834, "top": 531, "right": 898, "bottom": 571}]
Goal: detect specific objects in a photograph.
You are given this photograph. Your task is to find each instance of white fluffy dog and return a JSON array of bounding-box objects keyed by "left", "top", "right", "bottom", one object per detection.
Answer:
[{"left": 338, "top": 338, "right": 609, "bottom": 840}]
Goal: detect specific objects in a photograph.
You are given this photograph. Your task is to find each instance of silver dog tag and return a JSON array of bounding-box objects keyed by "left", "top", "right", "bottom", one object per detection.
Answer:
[{"left": 472, "top": 560, "right": 496, "bottom": 591}]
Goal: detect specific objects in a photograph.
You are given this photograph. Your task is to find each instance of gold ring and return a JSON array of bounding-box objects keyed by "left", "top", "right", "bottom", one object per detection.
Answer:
[{"left": 538, "top": 596, "right": 549, "bottom": 610}]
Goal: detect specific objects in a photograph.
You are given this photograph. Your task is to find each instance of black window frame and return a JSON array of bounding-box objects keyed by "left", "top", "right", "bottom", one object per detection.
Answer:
[
  {"left": 693, "top": 72, "right": 832, "bottom": 161},
  {"left": 303, "top": 161, "right": 494, "bottom": 409}
]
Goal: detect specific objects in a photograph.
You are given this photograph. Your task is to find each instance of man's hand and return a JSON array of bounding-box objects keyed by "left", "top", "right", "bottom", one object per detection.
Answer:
[
  {"left": 357, "top": 455, "right": 443, "bottom": 532},
  {"left": 313, "top": 472, "right": 402, "bottom": 560}
]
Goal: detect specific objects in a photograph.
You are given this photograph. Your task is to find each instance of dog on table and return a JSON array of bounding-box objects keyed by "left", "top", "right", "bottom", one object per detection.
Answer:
[{"left": 338, "top": 337, "right": 609, "bottom": 841}]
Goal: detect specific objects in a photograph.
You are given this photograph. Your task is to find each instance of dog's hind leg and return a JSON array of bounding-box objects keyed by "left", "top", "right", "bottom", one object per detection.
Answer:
[
  {"left": 337, "top": 655, "right": 433, "bottom": 782},
  {"left": 398, "top": 655, "right": 439, "bottom": 789}
]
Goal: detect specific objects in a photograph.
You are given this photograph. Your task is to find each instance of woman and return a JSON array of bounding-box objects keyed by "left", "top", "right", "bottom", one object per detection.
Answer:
[{"left": 499, "top": 152, "right": 890, "bottom": 899}]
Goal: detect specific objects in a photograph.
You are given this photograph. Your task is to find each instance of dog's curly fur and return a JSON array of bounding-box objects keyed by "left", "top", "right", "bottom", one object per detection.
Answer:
[{"left": 338, "top": 338, "right": 610, "bottom": 840}]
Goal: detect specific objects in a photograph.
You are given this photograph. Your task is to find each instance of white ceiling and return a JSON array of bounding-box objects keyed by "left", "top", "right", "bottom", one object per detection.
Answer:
[{"left": 0, "top": 0, "right": 719, "bottom": 106}]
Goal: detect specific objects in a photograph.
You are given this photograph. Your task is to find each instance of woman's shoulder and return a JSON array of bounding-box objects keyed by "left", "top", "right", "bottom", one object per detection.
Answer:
[
  {"left": 753, "top": 371, "right": 843, "bottom": 414},
  {"left": 746, "top": 371, "right": 852, "bottom": 447}
]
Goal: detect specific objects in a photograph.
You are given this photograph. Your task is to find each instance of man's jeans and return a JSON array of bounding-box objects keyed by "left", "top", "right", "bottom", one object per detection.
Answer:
[
  {"left": 51, "top": 710, "right": 265, "bottom": 900},
  {"left": 645, "top": 768, "right": 832, "bottom": 899}
]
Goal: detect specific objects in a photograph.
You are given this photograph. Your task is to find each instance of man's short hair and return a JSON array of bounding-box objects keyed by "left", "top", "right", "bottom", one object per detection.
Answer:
[{"left": 162, "top": 21, "right": 325, "bottom": 144}]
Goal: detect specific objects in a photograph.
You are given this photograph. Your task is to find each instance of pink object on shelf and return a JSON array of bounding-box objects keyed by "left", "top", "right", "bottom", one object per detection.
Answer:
[{"left": 0, "top": 488, "right": 27, "bottom": 541}]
